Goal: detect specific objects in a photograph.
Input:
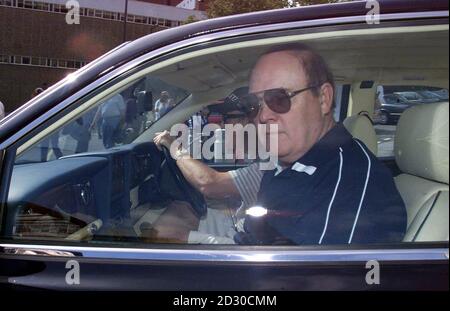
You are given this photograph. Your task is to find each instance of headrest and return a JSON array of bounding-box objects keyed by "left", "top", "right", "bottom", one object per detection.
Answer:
[
  {"left": 343, "top": 114, "right": 378, "bottom": 155},
  {"left": 395, "top": 102, "right": 449, "bottom": 184}
]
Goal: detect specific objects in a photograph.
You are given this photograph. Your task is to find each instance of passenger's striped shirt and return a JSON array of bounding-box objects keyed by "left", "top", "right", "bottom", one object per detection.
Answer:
[{"left": 228, "top": 162, "right": 263, "bottom": 208}]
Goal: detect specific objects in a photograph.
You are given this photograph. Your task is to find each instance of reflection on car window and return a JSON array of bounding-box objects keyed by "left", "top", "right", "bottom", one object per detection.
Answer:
[
  {"left": 15, "top": 76, "right": 189, "bottom": 164},
  {"left": 183, "top": 97, "right": 258, "bottom": 167},
  {"left": 373, "top": 85, "right": 448, "bottom": 158},
  {"left": 2, "top": 27, "right": 448, "bottom": 248}
]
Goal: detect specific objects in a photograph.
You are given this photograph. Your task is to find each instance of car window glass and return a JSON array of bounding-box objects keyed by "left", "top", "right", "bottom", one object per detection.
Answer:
[
  {"left": 1, "top": 25, "right": 448, "bottom": 247},
  {"left": 373, "top": 85, "right": 448, "bottom": 158},
  {"left": 182, "top": 84, "right": 346, "bottom": 167},
  {"left": 183, "top": 106, "right": 257, "bottom": 167},
  {"left": 15, "top": 76, "right": 189, "bottom": 164}
]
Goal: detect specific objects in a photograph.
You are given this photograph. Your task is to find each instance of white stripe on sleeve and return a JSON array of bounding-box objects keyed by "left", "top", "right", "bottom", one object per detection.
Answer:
[
  {"left": 319, "top": 148, "right": 344, "bottom": 244},
  {"left": 348, "top": 140, "right": 372, "bottom": 244}
]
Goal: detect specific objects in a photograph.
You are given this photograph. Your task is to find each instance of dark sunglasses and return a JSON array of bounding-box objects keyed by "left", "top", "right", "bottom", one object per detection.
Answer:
[{"left": 239, "top": 85, "right": 320, "bottom": 119}]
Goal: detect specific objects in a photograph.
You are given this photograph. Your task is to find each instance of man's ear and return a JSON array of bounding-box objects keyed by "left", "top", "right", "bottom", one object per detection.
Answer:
[{"left": 319, "top": 83, "right": 334, "bottom": 115}]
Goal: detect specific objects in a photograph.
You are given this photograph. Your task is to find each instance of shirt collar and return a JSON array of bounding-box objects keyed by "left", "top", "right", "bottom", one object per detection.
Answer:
[
  {"left": 274, "top": 162, "right": 317, "bottom": 177},
  {"left": 272, "top": 123, "right": 352, "bottom": 177}
]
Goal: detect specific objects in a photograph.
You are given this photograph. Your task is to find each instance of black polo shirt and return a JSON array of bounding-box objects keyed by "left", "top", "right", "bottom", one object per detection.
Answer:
[{"left": 237, "top": 124, "right": 407, "bottom": 245}]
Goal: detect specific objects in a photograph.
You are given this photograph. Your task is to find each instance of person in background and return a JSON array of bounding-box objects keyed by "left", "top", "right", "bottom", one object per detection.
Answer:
[
  {"left": 90, "top": 94, "right": 126, "bottom": 149},
  {"left": 122, "top": 82, "right": 149, "bottom": 142},
  {"left": 32, "top": 87, "right": 63, "bottom": 161},
  {"left": 62, "top": 113, "right": 94, "bottom": 154},
  {"left": 0, "top": 99, "right": 5, "bottom": 120},
  {"left": 154, "top": 91, "right": 174, "bottom": 121}
]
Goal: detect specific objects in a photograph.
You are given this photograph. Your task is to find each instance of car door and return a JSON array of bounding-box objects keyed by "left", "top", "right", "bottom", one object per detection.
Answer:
[{"left": 0, "top": 4, "right": 449, "bottom": 291}]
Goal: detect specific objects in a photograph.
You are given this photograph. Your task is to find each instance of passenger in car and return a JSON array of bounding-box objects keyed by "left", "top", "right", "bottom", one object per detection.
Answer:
[
  {"left": 235, "top": 44, "right": 407, "bottom": 245},
  {"left": 153, "top": 88, "right": 264, "bottom": 244}
]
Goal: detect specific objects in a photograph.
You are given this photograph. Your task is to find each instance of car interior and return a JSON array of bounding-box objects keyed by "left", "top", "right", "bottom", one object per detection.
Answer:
[{"left": 4, "top": 23, "right": 449, "bottom": 245}]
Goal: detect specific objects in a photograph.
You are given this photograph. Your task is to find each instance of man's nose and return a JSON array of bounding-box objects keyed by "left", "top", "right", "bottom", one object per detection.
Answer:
[{"left": 257, "top": 101, "right": 278, "bottom": 124}]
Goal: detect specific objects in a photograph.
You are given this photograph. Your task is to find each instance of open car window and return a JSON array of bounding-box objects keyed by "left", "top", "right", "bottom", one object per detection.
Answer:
[{"left": 1, "top": 22, "right": 448, "bottom": 247}]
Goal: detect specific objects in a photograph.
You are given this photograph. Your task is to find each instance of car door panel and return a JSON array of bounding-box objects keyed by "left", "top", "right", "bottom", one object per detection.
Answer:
[{"left": 0, "top": 248, "right": 448, "bottom": 290}]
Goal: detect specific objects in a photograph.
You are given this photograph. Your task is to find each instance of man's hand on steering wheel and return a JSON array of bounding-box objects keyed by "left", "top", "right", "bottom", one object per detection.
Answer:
[
  {"left": 153, "top": 131, "right": 207, "bottom": 217},
  {"left": 153, "top": 130, "right": 175, "bottom": 151}
]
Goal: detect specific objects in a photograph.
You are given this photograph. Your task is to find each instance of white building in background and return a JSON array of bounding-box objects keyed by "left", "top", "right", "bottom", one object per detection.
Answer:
[
  {"left": 0, "top": 0, "right": 207, "bottom": 26},
  {"left": 0, "top": 0, "right": 208, "bottom": 112},
  {"left": 176, "top": 0, "right": 196, "bottom": 10}
]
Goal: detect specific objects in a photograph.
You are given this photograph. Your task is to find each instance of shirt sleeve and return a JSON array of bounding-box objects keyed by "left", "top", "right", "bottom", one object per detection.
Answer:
[{"left": 228, "top": 162, "right": 263, "bottom": 208}]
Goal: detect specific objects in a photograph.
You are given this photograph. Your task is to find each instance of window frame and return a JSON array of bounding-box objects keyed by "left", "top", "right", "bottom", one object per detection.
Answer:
[{"left": 0, "top": 14, "right": 448, "bottom": 265}]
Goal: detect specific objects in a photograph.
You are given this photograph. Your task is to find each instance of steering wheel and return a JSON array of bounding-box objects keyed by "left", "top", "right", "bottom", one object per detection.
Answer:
[{"left": 161, "top": 146, "right": 207, "bottom": 217}]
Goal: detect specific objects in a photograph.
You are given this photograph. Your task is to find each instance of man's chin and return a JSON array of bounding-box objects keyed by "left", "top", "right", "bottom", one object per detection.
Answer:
[{"left": 275, "top": 150, "right": 292, "bottom": 162}]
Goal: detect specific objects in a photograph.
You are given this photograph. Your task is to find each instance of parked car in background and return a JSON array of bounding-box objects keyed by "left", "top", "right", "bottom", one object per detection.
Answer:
[
  {"left": 432, "top": 88, "right": 449, "bottom": 101},
  {"left": 417, "top": 90, "right": 447, "bottom": 103},
  {"left": 375, "top": 89, "right": 448, "bottom": 125},
  {"left": 375, "top": 93, "right": 412, "bottom": 125},
  {"left": 395, "top": 91, "right": 425, "bottom": 103}
]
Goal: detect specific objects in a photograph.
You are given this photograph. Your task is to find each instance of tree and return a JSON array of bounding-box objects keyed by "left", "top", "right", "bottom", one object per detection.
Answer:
[
  {"left": 206, "top": 0, "right": 291, "bottom": 18},
  {"left": 206, "top": 0, "right": 345, "bottom": 18},
  {"left": 183, "top": 15, "right": 200, "bottom": 24}
]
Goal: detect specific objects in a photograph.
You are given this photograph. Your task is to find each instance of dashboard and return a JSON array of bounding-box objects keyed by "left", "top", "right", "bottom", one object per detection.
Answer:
[{"left": 5, "top": 142, "right": 161, "bottom": 240}]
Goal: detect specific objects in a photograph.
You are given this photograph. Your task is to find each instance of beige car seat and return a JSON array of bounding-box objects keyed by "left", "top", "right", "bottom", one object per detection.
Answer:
[
  {"left": 344, "top": 114, "right": 378, "bottom": 155},
  {"left": 394, "top": 102, "right": 449, "bottom": 242}
]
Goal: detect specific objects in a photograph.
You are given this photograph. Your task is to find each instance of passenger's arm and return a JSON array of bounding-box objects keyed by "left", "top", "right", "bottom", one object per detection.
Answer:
[
  {"left": 176, "top": 156, "right": 240, "bottom": 200},
  {"left": 153, "top": 131, "right": 240, "bottom": 200}
]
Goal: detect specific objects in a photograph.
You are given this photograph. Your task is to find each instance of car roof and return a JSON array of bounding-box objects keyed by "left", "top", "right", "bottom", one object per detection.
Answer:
[{"left": 77, "top": 0, "right": 449, "bottom": 86}]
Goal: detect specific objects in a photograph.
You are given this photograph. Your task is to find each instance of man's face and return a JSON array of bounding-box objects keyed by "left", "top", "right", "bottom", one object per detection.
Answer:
[{"left": 249, "top": 51, "right": 331, "bottom": 165}]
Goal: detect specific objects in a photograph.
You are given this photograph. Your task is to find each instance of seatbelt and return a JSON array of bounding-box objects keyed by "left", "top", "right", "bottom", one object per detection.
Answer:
[
  {"left": 357, "top": 111, "right": 375, "bottom": 125},
  {"left": 413, "top": 191, "right": 442, "bottom": 242}
]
